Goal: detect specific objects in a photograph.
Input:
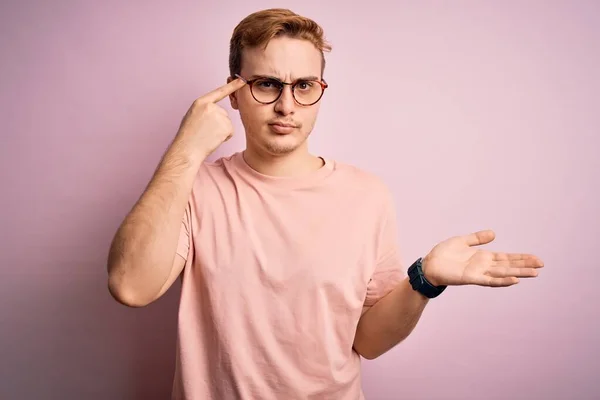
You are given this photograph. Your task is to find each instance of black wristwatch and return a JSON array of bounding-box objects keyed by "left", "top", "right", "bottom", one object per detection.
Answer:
[{"left": 407, "top": 257, "right": 447, "bottom": 298}]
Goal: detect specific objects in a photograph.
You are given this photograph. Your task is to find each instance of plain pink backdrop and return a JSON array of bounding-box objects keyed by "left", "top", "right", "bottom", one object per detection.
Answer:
[{"left": 1, "top": 1, "right": 599, "bottom": 399}]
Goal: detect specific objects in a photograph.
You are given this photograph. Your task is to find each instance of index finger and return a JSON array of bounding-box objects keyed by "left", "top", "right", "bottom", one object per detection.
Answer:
[{"left": 198, "top": 78, "right": 247, "bottom": 104}]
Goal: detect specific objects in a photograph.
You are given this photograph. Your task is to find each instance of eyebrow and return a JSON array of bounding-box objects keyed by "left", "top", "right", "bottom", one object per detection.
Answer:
[{"left": 249, "top": 74, "right": 321, "bottom": 82}]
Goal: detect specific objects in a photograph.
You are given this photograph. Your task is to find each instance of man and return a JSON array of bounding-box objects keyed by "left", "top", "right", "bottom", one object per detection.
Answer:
[{"left": 106, "top": 8, "right": 544, "bottom": 400}]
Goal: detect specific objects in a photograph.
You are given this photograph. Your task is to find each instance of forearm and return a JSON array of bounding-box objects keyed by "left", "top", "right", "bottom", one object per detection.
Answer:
[
  {"left": 353, "top": 277, "right": 429, "bottom": 359},
  {"left": 107, "top": 133, "right": 206, "bottom": 305}
]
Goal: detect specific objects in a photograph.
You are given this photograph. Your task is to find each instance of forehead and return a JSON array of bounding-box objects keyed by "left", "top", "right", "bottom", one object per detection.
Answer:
[{"left": 241, "top": 36, "right": 323, "bottom": 80}]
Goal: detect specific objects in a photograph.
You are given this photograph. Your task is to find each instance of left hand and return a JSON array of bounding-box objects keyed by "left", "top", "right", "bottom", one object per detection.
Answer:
[{"left": 422, "top": 230, "right": 544, "bottom": 287}]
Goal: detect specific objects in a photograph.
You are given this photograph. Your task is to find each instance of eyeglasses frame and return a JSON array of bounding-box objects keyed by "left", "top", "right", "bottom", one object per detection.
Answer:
[{"left": 234, "top": 73, "right": 328, "bottom": 106}]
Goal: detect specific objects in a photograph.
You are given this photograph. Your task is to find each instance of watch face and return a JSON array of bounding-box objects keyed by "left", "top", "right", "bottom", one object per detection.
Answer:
[
  {"left": 408, "top": 258, "right": 423, "bottom": 278},
  {"left": 408, "top": 265, "right": 421, "bottom": 283}
]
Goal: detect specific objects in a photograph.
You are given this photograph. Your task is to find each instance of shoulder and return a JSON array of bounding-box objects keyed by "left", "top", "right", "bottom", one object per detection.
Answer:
[
  {"left": 193, "top": 152, "right": 238, "bottom": 180},
  {"left": 185, "top": 153, "right": 239, "bottom": 205},
  {"left": 201, "top": 152, "right": 237, "bottom": 171},
  {"left": 327, "top": 158, "right": 398, "bottom": 230},
  {"left": 329, "top": 158, "right": 394, "bottom": 201}
]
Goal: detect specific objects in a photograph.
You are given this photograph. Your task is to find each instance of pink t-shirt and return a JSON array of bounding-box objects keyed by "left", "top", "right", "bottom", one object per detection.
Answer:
[{"left": 171, "top": 152, "right": 404, "bottom": 400}]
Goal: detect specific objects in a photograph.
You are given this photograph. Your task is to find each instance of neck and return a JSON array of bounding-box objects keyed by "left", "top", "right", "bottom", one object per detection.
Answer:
[{"left": 242, "top": 144, "right": 324, "bottom": 177}]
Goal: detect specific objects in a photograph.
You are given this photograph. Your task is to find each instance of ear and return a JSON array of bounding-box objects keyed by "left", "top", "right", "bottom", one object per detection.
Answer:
[{"left": 227, "top": 76, "right": 239, "bottom": 110}]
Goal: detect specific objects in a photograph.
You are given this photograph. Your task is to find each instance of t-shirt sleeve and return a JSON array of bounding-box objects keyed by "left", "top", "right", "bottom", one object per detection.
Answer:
[
  {"left": 363, "top": 187, "right": 405, "bottom": 307},
  {"left": 175, "top": 203, "right": 192, "bottom": 261}
]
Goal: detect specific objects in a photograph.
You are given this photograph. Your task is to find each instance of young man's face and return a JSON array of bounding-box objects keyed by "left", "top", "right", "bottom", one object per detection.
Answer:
[{"left": 230, "top": 36, "right": 325, "bottom": 157}]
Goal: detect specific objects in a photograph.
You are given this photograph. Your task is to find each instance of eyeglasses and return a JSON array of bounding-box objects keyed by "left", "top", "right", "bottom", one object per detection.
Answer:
[{"left": 235, "top": 74, "right": 328, "bottom": 106}]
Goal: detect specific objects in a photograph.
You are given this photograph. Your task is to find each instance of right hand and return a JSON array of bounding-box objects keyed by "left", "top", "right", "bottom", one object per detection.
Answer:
[{"left": 176, "top": 78, "right": 247, "bottom": 158}]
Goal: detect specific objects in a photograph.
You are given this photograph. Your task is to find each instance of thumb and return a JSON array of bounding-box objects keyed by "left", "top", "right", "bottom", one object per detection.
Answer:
[{"left": 464, "top": 229, "right": 495, "bottom": 246}]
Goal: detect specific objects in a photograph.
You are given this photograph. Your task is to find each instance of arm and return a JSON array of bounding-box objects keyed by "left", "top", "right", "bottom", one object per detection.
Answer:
[
  {"left": 107, "top": 134, "right": 206, "bottom": 307},
  {"left": 353, "top": 228, "right": 545, "bottom": 359},
  {"left": 107, "top": 78, "right": 247, "bottom": 307},
  {"left": 353, "top": 277, "right": 428, "bottom": 360}
]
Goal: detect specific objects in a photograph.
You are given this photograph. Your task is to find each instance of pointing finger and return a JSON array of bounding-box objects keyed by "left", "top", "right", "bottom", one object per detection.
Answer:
[{"left": 198, "top": 78, "right": 247, "bottom": 104}]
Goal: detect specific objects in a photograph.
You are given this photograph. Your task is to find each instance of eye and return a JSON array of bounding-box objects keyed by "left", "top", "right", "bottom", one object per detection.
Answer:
[
  {"left": 296, "top": 81, "right": 314, "bottom": 91},
  {"left": 256, "top": 79, "right": 281, "bottom": 89}
]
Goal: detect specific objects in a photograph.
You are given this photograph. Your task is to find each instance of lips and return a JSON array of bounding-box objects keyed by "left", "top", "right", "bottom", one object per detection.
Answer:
[
  {"left": 269, "top": 122, "right": 296, "bottom": 128},
  {"left": 268, "top": 122, "right": 297, "bottom": 134}
]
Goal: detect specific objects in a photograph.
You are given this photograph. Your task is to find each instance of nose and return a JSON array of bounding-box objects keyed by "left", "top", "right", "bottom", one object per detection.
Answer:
[{"left": 274, "top": 85, "right": 295, "bottom": 116}]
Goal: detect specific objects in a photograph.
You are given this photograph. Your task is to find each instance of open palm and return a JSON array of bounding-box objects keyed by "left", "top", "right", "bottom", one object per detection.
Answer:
[{"left": 423, "top": 230, "right": 544, "bottom": 287}]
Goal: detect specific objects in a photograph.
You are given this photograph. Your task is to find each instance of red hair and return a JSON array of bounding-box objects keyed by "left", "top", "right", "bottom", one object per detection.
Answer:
[{"left": 229, "top": 8, "right": 332, "bottom": 78}]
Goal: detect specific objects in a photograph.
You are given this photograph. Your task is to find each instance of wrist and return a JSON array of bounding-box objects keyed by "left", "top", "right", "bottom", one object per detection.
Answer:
[
  {"left": 407, "top": 257, "right": 447, "bottom": 299},
  {"left": 171, "top": 133, "right": 210, "bottom": 168},
  {"left": 421, "top": 256, "right": 441, "bottom": 287}
]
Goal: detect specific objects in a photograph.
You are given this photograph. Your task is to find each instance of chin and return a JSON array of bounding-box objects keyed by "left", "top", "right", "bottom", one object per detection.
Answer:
[
  {"left": 262, "top": 140, "right": 300, "bottom": 155},
  {"left": 261, "top": 133, "right": 305, "bottom": 155}
]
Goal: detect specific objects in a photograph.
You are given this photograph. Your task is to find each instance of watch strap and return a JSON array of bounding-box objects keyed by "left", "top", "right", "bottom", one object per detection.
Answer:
[{"left": 408, "top": 257, "right": 447, "bottom": 298}]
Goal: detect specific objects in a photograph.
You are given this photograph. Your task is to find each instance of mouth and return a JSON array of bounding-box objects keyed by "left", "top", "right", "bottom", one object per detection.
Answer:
[
  {"left": 269, "top": 122, "right": 296, "bottom": 128},
  {"left": 268, "top": 122, "right": 297, "bottom": 134}
]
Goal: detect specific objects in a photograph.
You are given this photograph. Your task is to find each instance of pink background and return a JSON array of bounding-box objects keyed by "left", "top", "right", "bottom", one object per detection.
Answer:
[{"left": 1, "top": 1, "right": 599, "bottom": 399}]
